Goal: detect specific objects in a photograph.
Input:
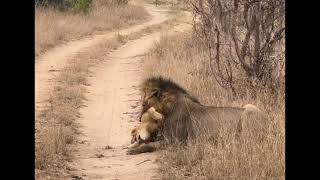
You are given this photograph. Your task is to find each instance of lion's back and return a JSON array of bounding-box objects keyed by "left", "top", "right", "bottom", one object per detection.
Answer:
[{"left": 188, "top": 103, "right": 268, "bottom": 142}]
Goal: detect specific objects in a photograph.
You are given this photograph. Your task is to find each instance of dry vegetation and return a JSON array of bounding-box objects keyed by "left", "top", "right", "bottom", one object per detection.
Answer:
[
  {"left": 35, "top": 1, "right": 150, "bottom": 56},
  {"left": 191, "top": 0, "right": 285, "bottom": 96},
  {"left": 35, "top": 9, "right": 181, "bottom": 178},
  {"left": 143, "top": 31, "right": 285, "bottom": 179}
]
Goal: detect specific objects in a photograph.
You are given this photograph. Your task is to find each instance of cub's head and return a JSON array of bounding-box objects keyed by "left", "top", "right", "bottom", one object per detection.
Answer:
[
  {"left": 131, "top": 107, "right": 164, "bottom": 144},
  {"left": 142, "top": 107, "right": 163, "bottom": 122},
  {"left": 130, "top": 126, "right": 152, "bottom": 144}
]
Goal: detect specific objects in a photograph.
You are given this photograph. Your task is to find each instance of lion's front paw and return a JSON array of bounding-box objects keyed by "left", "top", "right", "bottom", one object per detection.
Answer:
[{"left": 126, "top": 148, "right": 138, "bottom": 155}]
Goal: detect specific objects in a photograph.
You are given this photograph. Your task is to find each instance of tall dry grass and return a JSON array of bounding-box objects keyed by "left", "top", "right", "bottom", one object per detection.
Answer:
[
  {"left": 143, "top": 32, "right": 285, "bottom": 179},
  {"left": 35, "top": 2, "right": 150, "bottom": 56}
]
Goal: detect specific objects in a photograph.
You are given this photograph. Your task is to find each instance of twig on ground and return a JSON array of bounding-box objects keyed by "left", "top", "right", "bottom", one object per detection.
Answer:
[{"left": 136, "top": 159, "right": 151, "bottom": 165}]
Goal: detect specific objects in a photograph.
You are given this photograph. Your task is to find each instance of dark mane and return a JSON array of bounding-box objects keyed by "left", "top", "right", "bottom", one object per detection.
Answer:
[{"left": 143, "top": 76, "right": 200, "bottom": 103}]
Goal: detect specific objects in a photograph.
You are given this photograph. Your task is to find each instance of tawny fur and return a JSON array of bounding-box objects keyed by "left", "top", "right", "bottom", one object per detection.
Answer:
[
  {"left": 128, "top": 76, "right": 268, "bottom": 154},
  {"left": 128, "top": 107, "right": 164, "bottom": 151}
]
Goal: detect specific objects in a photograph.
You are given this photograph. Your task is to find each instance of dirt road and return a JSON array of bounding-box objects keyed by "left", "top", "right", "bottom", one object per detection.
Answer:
[
  {"left": 68, "top": 33, "right": 163, "bottom": 179},
  {"left": 35, "top": 3, "right": 168, "bottom": 112},
  {"left": 36, "top": 1, "right": 191, "bottom": 179}
]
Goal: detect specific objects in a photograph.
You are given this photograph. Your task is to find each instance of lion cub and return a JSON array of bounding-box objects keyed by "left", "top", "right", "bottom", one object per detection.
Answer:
[{"left": 128, "top": 107, "right": 164, "bottom": 149}]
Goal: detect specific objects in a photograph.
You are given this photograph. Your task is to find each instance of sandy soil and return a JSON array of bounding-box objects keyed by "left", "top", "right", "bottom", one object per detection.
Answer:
[{"left": 67, "top": 33, "right": 163, "bottom": 180}]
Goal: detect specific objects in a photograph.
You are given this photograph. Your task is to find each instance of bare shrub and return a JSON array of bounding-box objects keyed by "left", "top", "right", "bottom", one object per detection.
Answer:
[{"left": 191, "top": 0, "right": 285, "bottom": 96}]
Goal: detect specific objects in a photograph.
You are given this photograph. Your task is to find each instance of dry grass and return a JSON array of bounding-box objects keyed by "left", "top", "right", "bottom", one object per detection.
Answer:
[
  {"left": 35, "top": 2, "right": 150, "bottom": 56},
  {"left": 143, "top": 32, "right": 285, "bottom": 179}
]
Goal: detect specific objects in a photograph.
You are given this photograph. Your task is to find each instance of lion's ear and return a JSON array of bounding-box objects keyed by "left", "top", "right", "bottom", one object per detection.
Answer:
[
  {"left": 149, "top": 108, "right": 163, "bottom": 120},
  {"left": 152, "top": 89, "right": 161, "bottom": 99}
]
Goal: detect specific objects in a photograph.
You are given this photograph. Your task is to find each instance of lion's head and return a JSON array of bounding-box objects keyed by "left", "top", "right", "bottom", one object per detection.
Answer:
[{"left": 139, "top": 76, "right": 199, "bottom": 119}]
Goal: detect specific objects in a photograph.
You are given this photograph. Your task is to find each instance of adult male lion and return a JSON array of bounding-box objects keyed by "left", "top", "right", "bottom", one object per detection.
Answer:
[{"left": 127, "top": 76, "right": 268, "bottom": 154}]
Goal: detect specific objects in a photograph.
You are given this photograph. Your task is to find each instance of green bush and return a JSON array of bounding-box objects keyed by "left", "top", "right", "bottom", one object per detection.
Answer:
[
  {"left": 72, "top": 0, "right": 92, "bottom": 15},
  {"left": 35, "top": 0, "right": 93, "bottom": 14}
]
